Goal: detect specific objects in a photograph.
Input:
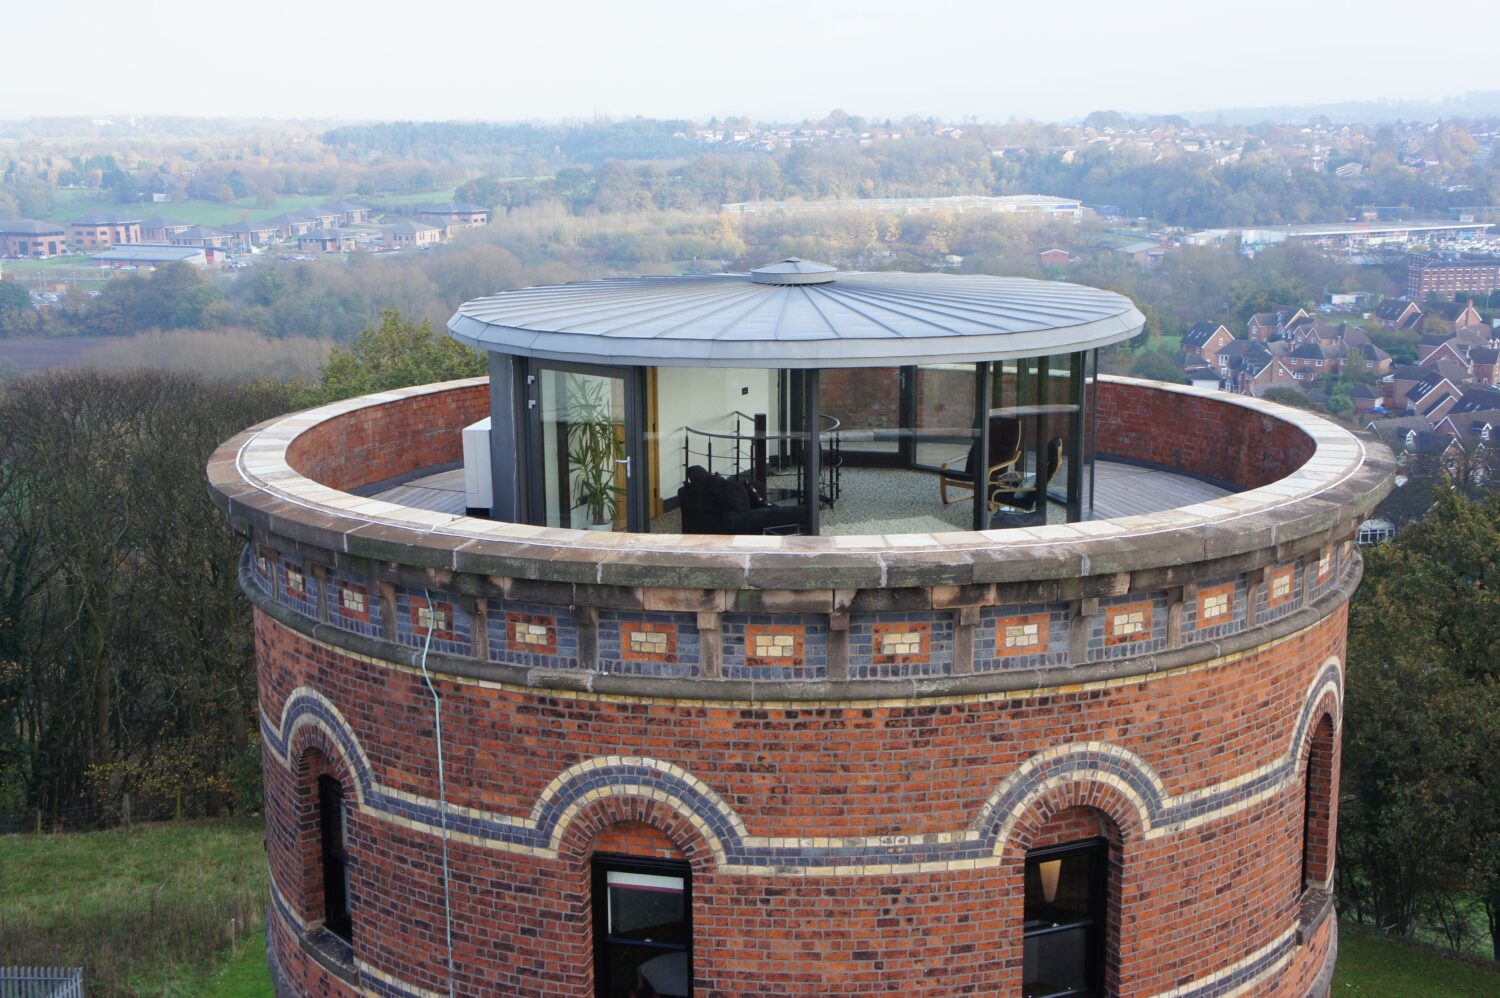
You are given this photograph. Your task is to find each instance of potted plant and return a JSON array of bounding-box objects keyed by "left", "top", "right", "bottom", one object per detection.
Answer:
[{"left": 565, "top": 376, "right": 625, "bottom": 530}]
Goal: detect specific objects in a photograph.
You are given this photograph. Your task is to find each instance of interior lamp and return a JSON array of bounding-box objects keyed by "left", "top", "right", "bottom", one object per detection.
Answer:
[{"left": 1039, "top": 859, "right": 1062, "bottom": 904}]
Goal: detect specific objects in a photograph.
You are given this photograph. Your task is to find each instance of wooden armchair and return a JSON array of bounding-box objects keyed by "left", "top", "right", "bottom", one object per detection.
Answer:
[
  {"left": 988, "top": 436, "right": 1064, "bottom": 521},
  {"left": 939, "top": 416, "right": 1023, "bottom": 506}
]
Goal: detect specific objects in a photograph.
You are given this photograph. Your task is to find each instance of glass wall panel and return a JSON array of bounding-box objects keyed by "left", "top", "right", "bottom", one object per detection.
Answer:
[
  {"left": 913, "top": 364, "right": 977, "bottom": 471},
  {"left": 536, "top": 368, "right": 629, "bottom": 530},
  {"left": 820, "top": 367, "right": 904, "bottom": 463}
]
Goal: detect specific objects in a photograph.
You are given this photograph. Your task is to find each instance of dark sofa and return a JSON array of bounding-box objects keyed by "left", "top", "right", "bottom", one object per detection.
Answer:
[{"left": 677, "top": 465, "right": 806, "bottom": 535}]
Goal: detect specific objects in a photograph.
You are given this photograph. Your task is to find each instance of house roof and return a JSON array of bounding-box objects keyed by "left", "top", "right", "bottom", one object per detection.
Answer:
[
  {"left": 70, "top": 212, "right": 143, "bottom": 225},
  {"left": 383, "top": 219, "right": 440, "bottom": 234},
  {"left": 1471, "top": 347, "right": 1500, "bottom": 365},
  {"left": 1182, "top": 321, "right": 1227, "bottom": 348},
  {"left": 1348, "top": 383, "right": 1379, "bottom": 400},
  {"left": 1427, "top": 302, "right": 1478, "bottom": 322},
  {"left": 0, "top": 218, "right": 67, "bottom": 235},
  {"left": 1375, "top": 298, "right": 1416, "bottom": 321},
  {"left": 448, "top": 264, "right": 1147, "bottom": 369},
  {"left": 91, "top": 245, "right": 204, "bottom": 263},
  {"left": 217, "top": 220, "right": 280, "bottom": 234},
  {"left": 419, "top": 201, "right": 487, "bottom": 214}
]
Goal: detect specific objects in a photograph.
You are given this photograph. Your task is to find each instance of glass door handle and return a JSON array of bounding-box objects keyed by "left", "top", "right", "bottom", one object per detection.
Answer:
[{"left": 615, "top": 456, "right": 631, "bottom": 478}]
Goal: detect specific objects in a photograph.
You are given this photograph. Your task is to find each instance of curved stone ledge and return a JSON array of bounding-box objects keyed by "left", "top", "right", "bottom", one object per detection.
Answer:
[
  {"left": 208, "top": 377, "right": 1395, "bottom": 593},
  {"left": 243, "top": 545, "right": 1362, "bottom": 702}
]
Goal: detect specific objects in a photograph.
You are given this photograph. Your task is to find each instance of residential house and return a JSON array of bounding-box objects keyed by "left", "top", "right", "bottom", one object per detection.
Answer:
[
  {"left": 320, "top": 200, "right": 372, "bottom": 225},
  {"left": 140, "top": 217, "right": 195, "bottom": 243},
  {"left": 261, "top": 212, "right": 321, "bottom": 239},
  {"left": 1037, "top": 248, "right": 1070, "bottom": 266},
  {"left": 1245, "top": 305, "right": 1308, "bottom": 342},
  {"left": 1180, "top": 322, "right": 1235, "bottom": 368},
  {"left": 169, "top": 226, "right": 231, "bottom": 249},
  {"left": 1471, "top": 347, "right": 1499, "bottom": 386},
  {"left": 0, "top": 219, "right": 68, "bottom": 258},
  {"left": 1422, "top": 300, "right": 1484, "bottom": 330},
  {"left": 1348, "top": 382, "right": 1381, "bottom": 415},
  {"left": 216, "top": 220, "right": 281, "bottom": 251},
  {"left": 69, "top": 212, "right": 143, "bottom": 251},
  {"left": 417, "top": 201, "right": 489, "bottom": 230},
  {"left": 298, "top": 229, "right": 361, "bottom": 254},
  {"left": 1406, "top": 372, "right": 1466, "bottom": 422},
  {"left": 381, "top": 219, "right": 442, "bottom": 249},
  {"left": 1374, "top": 298, "right": 1422, "bottom": 330}
]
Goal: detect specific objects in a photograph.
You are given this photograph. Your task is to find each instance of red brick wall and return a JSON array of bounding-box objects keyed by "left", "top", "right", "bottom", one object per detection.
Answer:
[
  {"left": 284, "top": 382, "right": 488, "bottom": 492},
  {"left": 258, "top": 606, "right": 1344, "bottom": 996},
  {"left": 1095, "top": 380, "right": 1316, "bottom": 488}
]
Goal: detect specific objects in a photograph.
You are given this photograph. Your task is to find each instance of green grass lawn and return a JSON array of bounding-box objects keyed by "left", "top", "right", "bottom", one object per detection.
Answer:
[
  {"left": 40, "top": 193, "right": 342, "bottom": 228},
  {"left": 1334, "top": 924, "right": 1500, "bottom": 995},
  {"left": 0, "top": 818, "right": 270, "bottom": 997}
]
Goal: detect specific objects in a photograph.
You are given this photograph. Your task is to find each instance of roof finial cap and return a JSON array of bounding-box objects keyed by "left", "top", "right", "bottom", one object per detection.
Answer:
[{"left": 751, "top": 258, "right": 838, "bottom": 285}]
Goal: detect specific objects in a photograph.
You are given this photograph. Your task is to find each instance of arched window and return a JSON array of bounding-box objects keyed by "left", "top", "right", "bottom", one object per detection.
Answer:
[
  {"left": 1302, "top": 715, "right": 1336, "bottom": 893},
  {"left": 318, "top": 773, "right": 352, "bottom": 942},
  {"left": 592, "top": 854, "right": 691, "bottom": 997},
  {"left": 1024, "top": 838, "right": 1107, "bottom": 998}
]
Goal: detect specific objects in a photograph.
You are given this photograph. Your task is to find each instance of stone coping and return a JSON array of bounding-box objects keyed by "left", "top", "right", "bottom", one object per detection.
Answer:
[{"left": 207, "top": 376, "right": 1396, "bottom": 591}]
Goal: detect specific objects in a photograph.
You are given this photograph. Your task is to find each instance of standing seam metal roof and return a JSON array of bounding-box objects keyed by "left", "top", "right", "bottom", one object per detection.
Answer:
[{"left": 447, "top": 270, "right": 1145, "bottom": 368}]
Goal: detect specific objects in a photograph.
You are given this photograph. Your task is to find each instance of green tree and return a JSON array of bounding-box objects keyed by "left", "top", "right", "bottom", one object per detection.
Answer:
[
  {"left": 312, "top": 309, "right": 485, "bottom": 403},
  {"left": 1342, "top": 489, "right": 1500, "bottom": 959}
]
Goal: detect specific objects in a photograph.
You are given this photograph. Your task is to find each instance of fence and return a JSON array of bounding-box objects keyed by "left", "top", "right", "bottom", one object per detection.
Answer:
[{"left": 0, "top": 967, "right": 84, "bottom": 998}]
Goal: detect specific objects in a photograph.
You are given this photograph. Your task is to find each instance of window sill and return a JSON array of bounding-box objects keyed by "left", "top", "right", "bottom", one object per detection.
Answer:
[
  {"left": 298, "top": 926, "right": 358, "bottom": 987},
  {"left": 1296, "top": 887, "right": 1333, "bottom": 945}
]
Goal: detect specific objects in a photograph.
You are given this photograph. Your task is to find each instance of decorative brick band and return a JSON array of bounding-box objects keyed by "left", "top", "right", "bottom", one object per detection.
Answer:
[{"left": 262, "top": 656, "right": 1341, "bottom": 877}]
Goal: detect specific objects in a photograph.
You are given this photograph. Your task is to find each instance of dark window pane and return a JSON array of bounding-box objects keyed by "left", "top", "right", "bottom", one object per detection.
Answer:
[
  {"left": 607, "top": 872, "right": 686, "bottom": 943},
  {"left": 1023, "top": 925, "right": 1089, "bottom": 996}
]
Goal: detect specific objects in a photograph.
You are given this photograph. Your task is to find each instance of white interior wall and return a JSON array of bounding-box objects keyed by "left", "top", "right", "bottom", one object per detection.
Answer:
[{"left": 655, "top": 367, "right": 779, "bottom": 502}]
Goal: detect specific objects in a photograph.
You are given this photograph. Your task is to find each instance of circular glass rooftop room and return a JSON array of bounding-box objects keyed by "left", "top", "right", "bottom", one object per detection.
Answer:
[{"left": 447, "top": 259, "right": 1145, "bottom": 536}]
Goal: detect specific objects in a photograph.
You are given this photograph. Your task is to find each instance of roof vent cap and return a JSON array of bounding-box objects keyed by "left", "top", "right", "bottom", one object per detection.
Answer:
[{"left": 750, "top": 257, "right": 838, "bottom": 285}]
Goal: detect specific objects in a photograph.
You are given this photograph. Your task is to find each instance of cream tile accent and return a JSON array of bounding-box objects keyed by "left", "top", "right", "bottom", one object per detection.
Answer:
[
  {"left": 1202, "top": 592, "right": 1230, "bottom": 620},
  {"left": 1003, "top": 623, "right": 1041, "bottom": 648},
  {"left": 880, "top": 631, "right": 924, "bottom": 655},
  {"left": 630, "top": 630, "right": 669, "bottom": 654},
  {"left": 1111, "top": 610, "right": 1147, "bottom": 636},
  {"left": 516, "top": 622, "right": 549, "bottom": 646},
  {"left": 416, "top": 604, "right": 448, "bottom": 632},
  {"left": 341, "top": 588, "right": 366, "bottom": 614}
]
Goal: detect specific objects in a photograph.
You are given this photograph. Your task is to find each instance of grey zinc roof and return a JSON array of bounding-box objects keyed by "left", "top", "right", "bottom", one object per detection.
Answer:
[{"left": 448, "top": 269, "right": 1145, "bottom": 368}]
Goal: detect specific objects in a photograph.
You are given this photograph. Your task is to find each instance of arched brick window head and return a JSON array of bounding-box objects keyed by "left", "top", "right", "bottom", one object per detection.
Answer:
[{"left": 1302, "top": 715, "right": 1337, "bottom": 892}]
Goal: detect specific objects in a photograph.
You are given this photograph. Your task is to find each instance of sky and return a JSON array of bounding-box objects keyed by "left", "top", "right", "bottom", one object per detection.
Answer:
[{"left": 5, "top": 0, "right": 1499, "bottom": 123}]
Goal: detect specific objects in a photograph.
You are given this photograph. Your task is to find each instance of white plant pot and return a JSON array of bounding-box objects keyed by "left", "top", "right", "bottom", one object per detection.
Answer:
[{"left": 585, "top": 521, "right": 614, "bottom": 532}]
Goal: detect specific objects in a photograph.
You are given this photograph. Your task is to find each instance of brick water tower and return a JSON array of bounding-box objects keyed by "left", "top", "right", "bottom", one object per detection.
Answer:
[{"left": 210, "top": 265, "right": 1392, "bottom": 996}]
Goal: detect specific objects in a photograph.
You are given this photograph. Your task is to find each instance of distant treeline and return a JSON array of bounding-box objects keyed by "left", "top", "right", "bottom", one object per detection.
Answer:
[
  {"left": 321, "top": 118, "right": 698, "bottom": 167},
  {"left": 451, "top": 137, "right": 1499, "bottom": 227}
]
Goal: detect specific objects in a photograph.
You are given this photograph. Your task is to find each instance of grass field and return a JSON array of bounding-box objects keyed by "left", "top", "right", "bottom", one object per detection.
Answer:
[
  {"left": 1334, "top": 924, "right": 1500, "bottom": 995},
  {"left": 3, "top": 820, "right": 1498, "bottom": 995},
  {"left": 40, "top": 192, "right": 342, "bottom": 228},
  {"left": 0, "top": 819, "right": 268, "bottom": 997}
]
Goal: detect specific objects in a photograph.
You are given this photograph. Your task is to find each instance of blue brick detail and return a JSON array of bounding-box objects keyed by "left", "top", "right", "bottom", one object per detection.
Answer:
[
  {"left": 487, "top": 602, "right": 580, "bottom": 670},
  {"left": 392, "top": 588, "right": 471, "bottom": 657},
  {"left": 1182, "top": 579, "right": 1249, "bottom": 645},
  {"left": 846, "top": 611, "right": 954, "bottom": 679},
  {"left": 1088, "top": 593, "right": 1169, "bottom": 662},
  {"left": 721, "top": 613, "right": 828, "bottom": 681},
  {"left": 973, "top": 603, "right": 1072, "bottom": 673},
  {"left": 597, "top": 610, "right": 700, "bottom": 678},
  {"left": 276, "top": 558, "right": 320, "bottom": 619},
  {"left": 324, "top": 571, "right": 383, "bottom": 641}
]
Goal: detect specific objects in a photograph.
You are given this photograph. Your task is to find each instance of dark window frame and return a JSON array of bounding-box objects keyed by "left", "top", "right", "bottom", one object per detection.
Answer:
[
  {"left": 1023, "top": 837, "right": 1107, "bottom": 998},
  {"left": 317, "top": 773, "right": 352, "bottom": 943},
  {"left": 592, "top": 852, "right": 692, "bottom": 998}
]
